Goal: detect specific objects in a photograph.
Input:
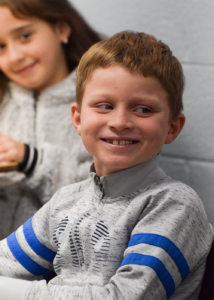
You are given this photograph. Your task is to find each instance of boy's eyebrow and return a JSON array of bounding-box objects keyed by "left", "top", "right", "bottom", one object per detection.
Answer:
[{"left": 87, "top": 92, "right": 163, "bottom": 104}]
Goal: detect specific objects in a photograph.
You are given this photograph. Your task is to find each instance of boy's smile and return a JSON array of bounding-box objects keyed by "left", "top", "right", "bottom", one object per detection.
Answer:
[{"left": 72, "top": 66, "right": 185, "bottom": 177}]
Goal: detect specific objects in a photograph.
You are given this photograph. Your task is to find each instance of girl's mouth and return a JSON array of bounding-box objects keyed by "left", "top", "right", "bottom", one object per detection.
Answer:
[
  {"left": 103, "top": 139, "right": 137, "bottom": 145},
  {"left": 17, "top": 62, "right": 37, "bottom": 74}
]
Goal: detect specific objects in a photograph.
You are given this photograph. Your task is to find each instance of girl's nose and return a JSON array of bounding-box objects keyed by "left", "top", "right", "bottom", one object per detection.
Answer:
[
  {"left": 7, "top": 43, "right": 24, "bottom": 63},
  {"left": 108, "top": 111, "right": 134, "bottom": 131}
]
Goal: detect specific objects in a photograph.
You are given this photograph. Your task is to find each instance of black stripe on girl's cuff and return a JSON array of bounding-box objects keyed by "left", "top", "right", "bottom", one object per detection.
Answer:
[
  {"left": 25, "top": 147, "right": 38, "bottom": 175},
  {"left": 18, "top": 144, "right": 38, "bottom": 175},
  {"left": 18, "top": 144, "right": 30, "bottom": 172}
]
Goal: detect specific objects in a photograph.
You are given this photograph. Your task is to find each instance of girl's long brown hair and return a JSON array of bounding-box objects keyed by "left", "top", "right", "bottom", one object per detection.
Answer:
[{"left": 0, "top": 0, "right": 101, "bottom": 102}]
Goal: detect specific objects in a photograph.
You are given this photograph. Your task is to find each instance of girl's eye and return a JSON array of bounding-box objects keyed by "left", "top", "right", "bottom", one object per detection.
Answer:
[
  {"left": 0, "top": 44, "right": 5, "bottom": 51},
  {"left": 99, "top": 104, "right": 113, "bottom": 110},
  {"left": 135, "top": 107, "right": 151, "bottom": 114},
  {"left": 21, "top": 32, "right": 31, "bottom": 41}
]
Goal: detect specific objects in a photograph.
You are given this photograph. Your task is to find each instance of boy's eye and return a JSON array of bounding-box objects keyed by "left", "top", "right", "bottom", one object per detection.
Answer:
[
  {"left": 135, "top": 107, "right": 151, "bottom": 114},
  {"left": 99, "top": 104, "right": 113, "bottom": 110}
]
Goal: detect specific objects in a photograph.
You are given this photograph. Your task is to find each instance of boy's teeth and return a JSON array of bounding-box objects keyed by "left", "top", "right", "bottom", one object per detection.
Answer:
[{"left": 110, "top": 140, "right": 133, "bottom": 145}]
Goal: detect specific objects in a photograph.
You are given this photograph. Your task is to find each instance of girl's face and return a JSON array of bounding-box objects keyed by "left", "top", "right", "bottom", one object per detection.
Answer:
[{"left": 0, "top": 7, "right": 71, "bottom": 91}]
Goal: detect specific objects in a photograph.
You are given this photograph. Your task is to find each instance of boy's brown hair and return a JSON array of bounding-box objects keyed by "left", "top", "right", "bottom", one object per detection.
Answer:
[{"left": 76, "top": 31, "right": 185, "bottom": 120}]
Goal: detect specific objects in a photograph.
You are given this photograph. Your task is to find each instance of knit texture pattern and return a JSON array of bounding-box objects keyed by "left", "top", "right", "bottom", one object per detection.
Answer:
[
  {"left": 0, "top": 71, "right": 92, "bottom": 238},
  {"left": 0, "top": 157, "right": 213, "bottom": 299}
]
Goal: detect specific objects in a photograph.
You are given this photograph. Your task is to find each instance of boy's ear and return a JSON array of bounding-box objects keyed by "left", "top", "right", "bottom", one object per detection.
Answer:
[
  {"left": 71, "top": 103, "right": 81, "bottom": 136},
  {"left": 56, "top": 21, "right": 72, "bottom": 42},
  {"left": 164, "top": 113, "right": 185, "bottom": 144}
]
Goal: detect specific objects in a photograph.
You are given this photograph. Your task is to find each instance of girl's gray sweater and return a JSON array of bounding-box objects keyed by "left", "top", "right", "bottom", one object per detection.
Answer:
[
  {"left": 0, "top": 156, "right": 213, "bottom": 300},
  {"left": 0, "top": 72, "right": 92, "bottom": 239}
]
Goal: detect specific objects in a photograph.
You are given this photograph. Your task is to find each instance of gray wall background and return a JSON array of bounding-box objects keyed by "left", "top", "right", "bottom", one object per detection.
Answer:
[{"left": 70, "top": 0, "right": 214, "bottom": 225}]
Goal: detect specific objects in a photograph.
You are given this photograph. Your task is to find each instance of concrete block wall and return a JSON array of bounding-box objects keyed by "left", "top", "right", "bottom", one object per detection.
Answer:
[{"left": 70, "top": 0, "right": 214, "bottom": 225}]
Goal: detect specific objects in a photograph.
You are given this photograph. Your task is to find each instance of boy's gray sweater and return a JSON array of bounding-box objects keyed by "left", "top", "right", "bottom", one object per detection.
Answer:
[{"left": 0, "top": 156, "right": 213, "bottom": 300}]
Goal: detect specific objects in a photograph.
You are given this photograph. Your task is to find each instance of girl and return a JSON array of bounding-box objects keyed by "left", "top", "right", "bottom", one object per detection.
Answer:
[{"left": 0, "top": 0, "right": 101, "bottom": 239}]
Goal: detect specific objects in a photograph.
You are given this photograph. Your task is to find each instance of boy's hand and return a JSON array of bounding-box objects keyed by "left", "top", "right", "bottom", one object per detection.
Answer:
[{"left": 0, "top": 134, "right": 25, "bottom": 163}]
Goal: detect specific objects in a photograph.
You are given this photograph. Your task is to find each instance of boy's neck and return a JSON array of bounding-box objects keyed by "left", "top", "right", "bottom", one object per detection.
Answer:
[{"left": 90, "top": 155, "right": 166, "bottom": 199}]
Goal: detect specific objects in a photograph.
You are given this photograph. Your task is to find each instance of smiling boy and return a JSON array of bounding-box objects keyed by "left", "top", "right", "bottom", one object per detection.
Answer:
[
  {"left": 0, "top": 31, "right": 213, "bottom": 300},
  {"left": 72, "top": 66, "right": 180, "bottom": 176}
]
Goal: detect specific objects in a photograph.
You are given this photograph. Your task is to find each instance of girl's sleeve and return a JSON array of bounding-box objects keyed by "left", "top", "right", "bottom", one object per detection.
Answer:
[
  {"left": 19, "top": 185, "right": 214, "bottom": 300},
  {"left": 18, "top": 144, "right": 38, "bottom": 176},
  {"left": 25, "top": 136, "right": 92, "bottom": 205}
]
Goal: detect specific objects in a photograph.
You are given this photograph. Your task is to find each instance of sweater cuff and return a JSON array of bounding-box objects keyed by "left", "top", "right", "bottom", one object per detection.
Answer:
[
  {"left": 0, "top": 276, "right": 34, "bottom": 300},
  {"left": 18, "top": 144, "right": 38, "bottom": 175}
]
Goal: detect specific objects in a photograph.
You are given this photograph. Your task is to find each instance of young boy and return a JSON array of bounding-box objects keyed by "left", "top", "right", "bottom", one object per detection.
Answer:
[{"left": 0, "top": 31, "right": 213, "bottom": 300}]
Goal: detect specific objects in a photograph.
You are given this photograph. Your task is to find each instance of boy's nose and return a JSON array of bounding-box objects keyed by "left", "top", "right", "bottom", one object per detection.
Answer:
[{"left": 108, "top": 111, "right": 133, "bottom": 131}]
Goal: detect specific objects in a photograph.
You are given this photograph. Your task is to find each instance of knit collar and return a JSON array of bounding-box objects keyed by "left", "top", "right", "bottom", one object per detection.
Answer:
[
  {"left": 89, "top": 155, "right": 166, "bottom": 200},
  {"left": 8, "top": 70, "right": 76, "bottom": 105}
]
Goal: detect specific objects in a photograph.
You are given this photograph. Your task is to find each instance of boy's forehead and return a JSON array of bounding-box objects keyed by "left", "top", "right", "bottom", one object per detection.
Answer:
[
  {"left": 84, "top": 66, "right": 164, "bottom": 91},
  {"left": 82, "top": 65, "right": 170, "bottom": 108},
  {"left": 84, "top": 65, "right": 165, "bottom": 91}
]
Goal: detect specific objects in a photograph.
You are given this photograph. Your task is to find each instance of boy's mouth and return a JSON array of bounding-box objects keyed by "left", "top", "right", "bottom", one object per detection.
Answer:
[{"left": 103, "top": 139, "right": 137, "bottom": 145}]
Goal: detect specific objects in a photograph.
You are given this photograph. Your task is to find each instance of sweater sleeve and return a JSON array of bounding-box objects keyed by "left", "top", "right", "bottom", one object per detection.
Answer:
[
  {"left": 18, "top": 144, "right": 38, "bottom": 175},
  {"left": 12, "top": 184, "right": 213, "bottom": 300},
  {"left": 25, "top": 137, "right": 93, "bottom": 205},
  {"left": 0, "top": 199, "right": 56, "bottom": 282}
]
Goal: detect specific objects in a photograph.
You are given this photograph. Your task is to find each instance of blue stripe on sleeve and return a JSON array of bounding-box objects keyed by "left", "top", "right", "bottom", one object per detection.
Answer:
[
  {"left": 120, "top": 253, "right": 175, "bottom": 299},
  {"left": 128, "top": 233, "right": 189, "bottom": 280},
  {"left": 23, "top": 217, "right": 56, "bottom": 262},
  {"left": 7, "top": 232, "right": 50, "bottom": 276}
]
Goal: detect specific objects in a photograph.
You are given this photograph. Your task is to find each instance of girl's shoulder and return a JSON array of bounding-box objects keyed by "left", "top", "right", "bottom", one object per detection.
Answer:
[
  {"left": 38, "top": 71, "right": 76, "bottom": 104},
  {"left": 1, "top": 81, "right": 33, "bottom": 108}
]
